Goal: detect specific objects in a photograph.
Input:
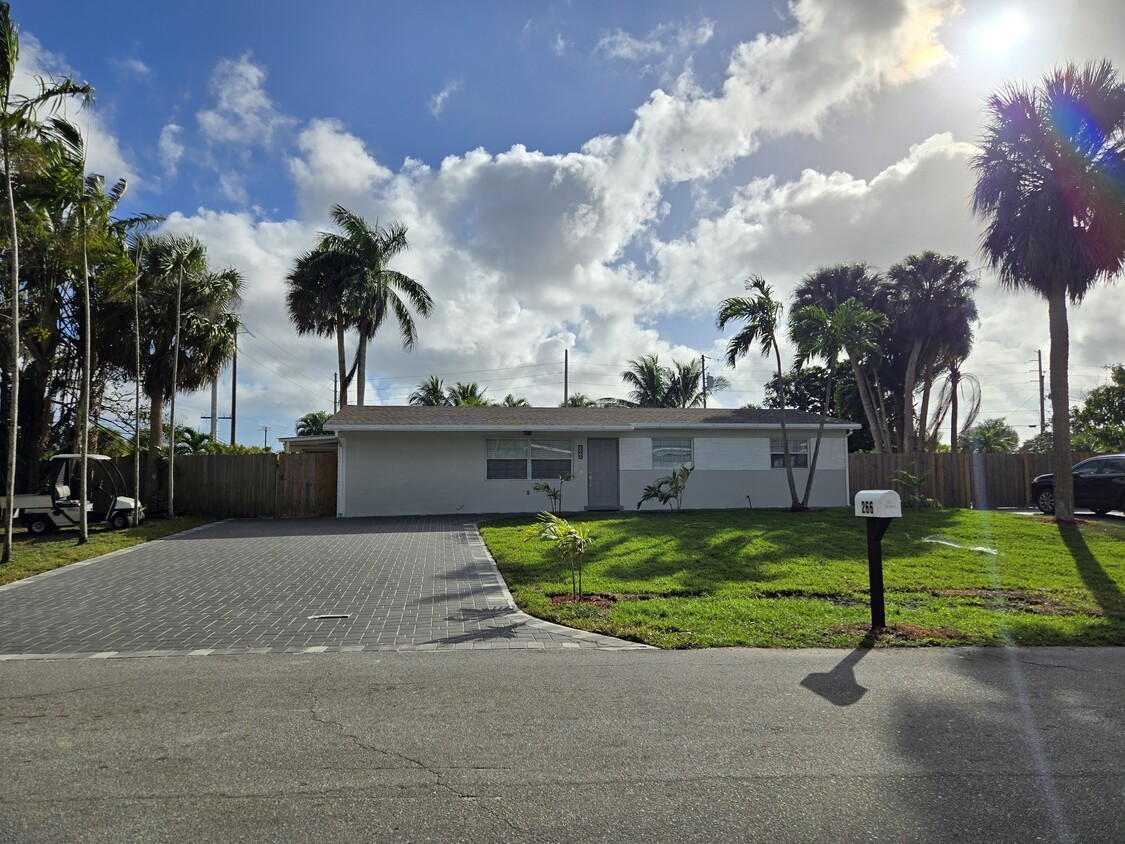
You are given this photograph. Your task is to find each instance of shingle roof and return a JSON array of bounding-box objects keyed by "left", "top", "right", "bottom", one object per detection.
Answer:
[{"left": 326, "top": 405, "right": 857, "bottom": 430}]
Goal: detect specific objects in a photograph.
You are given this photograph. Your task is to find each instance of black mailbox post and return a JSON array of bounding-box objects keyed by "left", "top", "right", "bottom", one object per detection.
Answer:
[{"left": 854, "top": 490, "right": 902, "bottom": 629}]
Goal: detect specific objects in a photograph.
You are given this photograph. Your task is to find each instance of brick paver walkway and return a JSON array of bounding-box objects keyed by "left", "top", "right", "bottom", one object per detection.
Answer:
[{"left": 0, "top": 517, "right": 645, "bottom": 660}]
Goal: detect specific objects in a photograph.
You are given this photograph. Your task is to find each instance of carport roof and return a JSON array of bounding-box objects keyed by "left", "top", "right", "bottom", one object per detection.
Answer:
[{"left": 327, "top": 406, "right": 859, "bottom": 432}]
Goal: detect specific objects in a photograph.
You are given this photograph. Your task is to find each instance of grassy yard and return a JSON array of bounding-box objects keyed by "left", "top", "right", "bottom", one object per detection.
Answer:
[
  {"left": 480, "top": 509, "right": 1125, "bottom": 648},
  {"left": 0, "top": 517, "right": 216, "bottom": 586}
]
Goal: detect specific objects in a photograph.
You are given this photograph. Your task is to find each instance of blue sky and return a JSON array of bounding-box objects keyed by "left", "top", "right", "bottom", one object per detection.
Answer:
[{"left": 16, "top": 0, "right": 1125, "bottom": 446}]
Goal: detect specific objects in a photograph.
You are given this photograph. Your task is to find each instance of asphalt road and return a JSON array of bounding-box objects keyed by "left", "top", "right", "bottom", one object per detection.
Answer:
[{"left": 2, "top": 646, "right": 1121, "bottom": 843}]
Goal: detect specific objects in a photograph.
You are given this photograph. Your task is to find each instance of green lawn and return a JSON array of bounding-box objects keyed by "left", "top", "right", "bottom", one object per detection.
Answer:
[
  {"left": 480, "top": 509, "right": 1125, "bottom": 648},
  {"left": 0, "top": 517, "right": 217, "bottom": 586}
]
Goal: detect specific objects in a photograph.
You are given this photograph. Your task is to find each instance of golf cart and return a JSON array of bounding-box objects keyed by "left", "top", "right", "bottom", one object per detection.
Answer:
[{"left": 6, "top": 454, "right": 144, "bottom": 535}]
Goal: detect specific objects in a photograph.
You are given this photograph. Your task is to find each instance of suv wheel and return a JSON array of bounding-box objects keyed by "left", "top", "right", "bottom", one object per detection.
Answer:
[{"left": 1035, "top": 488, "right": 1055, "bottom": 515}]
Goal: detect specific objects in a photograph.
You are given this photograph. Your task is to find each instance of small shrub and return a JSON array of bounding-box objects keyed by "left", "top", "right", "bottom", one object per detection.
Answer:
[
  {"left": 893, "top": 466, "right": 942, "bottom": 509},
  {"left": 637, "top": 465, "right": 693, "bottom": 511},
  {"left": 532, "top": 472, "right": 573, "bottom": 515}
]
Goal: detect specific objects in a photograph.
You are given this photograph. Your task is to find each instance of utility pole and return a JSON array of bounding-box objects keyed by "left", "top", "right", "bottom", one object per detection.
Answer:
[
  {"left": 262, "top": 426, "right": 269, "bottom": 448},
  {"left": 701, "top": 354, "right": 707, "bottom": 409},
  {"left": 1037, "top": 349, "right": 1046, "bottom": 433},
  {"left": 210, "top": 378, "right": 218, "bottom": 438},
  {"left": 564, "top": 349, "right": 569, "bottom": 405},
  {"left": 230, "top": 345, "right": 237, "bottom": 445}
]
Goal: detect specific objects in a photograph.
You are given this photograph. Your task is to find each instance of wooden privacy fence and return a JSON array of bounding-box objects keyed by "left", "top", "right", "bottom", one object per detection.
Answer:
[
  {"left": 113, "top": 452, "right": 337, "bottom": 519},
  {"left": 848, "top": 452, "right": 1094, "bottom": 509}
]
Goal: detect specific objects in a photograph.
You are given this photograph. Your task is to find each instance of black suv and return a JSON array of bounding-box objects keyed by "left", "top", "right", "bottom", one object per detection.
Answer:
[{"left": 1031, "top": 454, "right": 1125, "bottom": 515}]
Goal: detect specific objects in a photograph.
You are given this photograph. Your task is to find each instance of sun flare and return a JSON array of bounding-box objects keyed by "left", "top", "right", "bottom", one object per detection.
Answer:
[{"left": 979, "top": 8, "right": 1031, "bottom": 55}]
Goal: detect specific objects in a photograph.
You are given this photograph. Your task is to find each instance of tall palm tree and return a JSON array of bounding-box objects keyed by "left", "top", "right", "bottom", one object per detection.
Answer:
[
  {"left": 717, "top": 276, "right": 801, "bottom": 510},
  {"left": 408, "top": 375, "right": 451, "bottom": 406},
  {"left": 561, "top": 393, "right": 599, "bottom": 407},
  {"left": 116, "top": 233, "right": 241, "bottom": 507},
  {"left": 793, "top": 264, "right": 892, "bottom": 452},
  {"left": 790, "top": 298, "right": 887, "bottom": 507},
  {"left": 885, "top": 252, "right": 977, "bottom": 453},
  {"left": 973, "top": 60, "right": 1125, "bottom": 520},
  {"left": 501, "top": 394, "right": 530, "bottom": 407},
  {"left": 314, "top": 205, "right": 433, "bottom": 405},
  {"left": 285, "top": 249, "right": 355, "bottom": 407},
  {"left": 0, "top": 1, "right": 91, "bottom": 562}
]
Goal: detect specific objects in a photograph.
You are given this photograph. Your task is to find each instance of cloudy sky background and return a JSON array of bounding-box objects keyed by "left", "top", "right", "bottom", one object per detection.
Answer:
[{"left": 16, "top": 0, "right": 1125, "bottom": 446}]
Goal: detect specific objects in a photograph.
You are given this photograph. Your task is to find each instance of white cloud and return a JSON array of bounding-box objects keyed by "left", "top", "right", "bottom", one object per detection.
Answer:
[
  {"left": 595, "top": 17, "right": 714, "bottom": 82},
  {"left": 286, "top": 119, "right": 394, "bottom": 220},
  {"left": 196, "top": 52, "right": 295, "bottom": 147},
  {"left": 158, "top": 123, "right": 184, "bottom": 177},
  {"left": 553, "top": 33, "right": 567, "bottom": 57},
  {"left": 428, "top": 78, "right": 463, "bottom": 119},
  {"left": 112, "top": 57, "right": 151, "bottom": 78}
]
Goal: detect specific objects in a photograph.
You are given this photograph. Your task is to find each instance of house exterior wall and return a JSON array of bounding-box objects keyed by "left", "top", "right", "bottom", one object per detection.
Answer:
[{"left": 339, "top": 427, "right": 851, "bottom": 517}]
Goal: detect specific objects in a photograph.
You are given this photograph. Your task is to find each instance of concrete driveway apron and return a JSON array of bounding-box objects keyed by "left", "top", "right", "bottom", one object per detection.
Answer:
[{"left": 0, "top": 516, "right": 643, "bottom": 660}]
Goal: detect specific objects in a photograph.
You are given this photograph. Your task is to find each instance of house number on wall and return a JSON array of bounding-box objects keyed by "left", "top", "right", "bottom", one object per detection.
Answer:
[{"left": 578, "top": 445, "right": 583, "bottom": 460}]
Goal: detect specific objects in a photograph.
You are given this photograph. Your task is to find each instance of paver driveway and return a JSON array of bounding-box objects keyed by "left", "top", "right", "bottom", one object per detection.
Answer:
[{"left": 0, "top": 517, "right": 642, "bottom": 659}]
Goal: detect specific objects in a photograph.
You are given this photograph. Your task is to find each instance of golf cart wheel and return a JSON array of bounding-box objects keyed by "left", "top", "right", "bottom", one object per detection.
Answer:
[
  {"left": 26, "top": 516, "right": 54, "bottom": 535},
  {"left": 110, "top": 513, "right": 130, "bottom": 530},
  {"left": 1035, "top": 488, "right": 1055, "bottom": 515}
]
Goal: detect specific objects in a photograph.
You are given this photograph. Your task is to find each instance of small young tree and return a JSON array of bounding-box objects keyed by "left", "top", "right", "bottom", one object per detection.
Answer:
[
  {"left": 532, "top": 472, "right": 573, "bottom": 515},
  {"left": 637, "top": 465, "right": 693, "bottom": 511},
  {"left": 527, "top": 512, "right": 594, "bottom": 599}
]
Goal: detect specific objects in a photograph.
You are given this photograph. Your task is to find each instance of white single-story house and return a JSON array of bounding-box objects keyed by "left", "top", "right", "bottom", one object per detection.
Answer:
[{"left": 324, "top": 406, "right": 859, "bottom": 517}]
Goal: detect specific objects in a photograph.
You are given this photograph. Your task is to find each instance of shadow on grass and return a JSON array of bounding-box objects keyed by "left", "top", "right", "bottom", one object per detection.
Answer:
[
  {"left": 799, "top": 634, "right": 877, "bottom": 706},
  {"left": 1057, "top": 523, "right": 1125, "bottom": 618}
]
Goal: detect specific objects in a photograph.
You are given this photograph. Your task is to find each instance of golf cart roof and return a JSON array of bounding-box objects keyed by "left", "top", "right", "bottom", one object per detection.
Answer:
[{"left": 51, "top": 454, "right": 113, "bottom": 461}]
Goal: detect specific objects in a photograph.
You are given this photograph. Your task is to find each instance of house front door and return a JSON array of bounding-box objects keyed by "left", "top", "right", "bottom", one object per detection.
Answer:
[{"left": 587, "top": 438, "right": 620, "bottom": 510}]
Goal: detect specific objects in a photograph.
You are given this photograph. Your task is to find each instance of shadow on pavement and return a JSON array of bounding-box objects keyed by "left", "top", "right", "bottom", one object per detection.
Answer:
[{"left": 799, "top": 636, "right": 876, "bottom": 706}]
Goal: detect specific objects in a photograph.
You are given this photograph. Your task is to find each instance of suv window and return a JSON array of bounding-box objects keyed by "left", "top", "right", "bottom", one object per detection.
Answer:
[
  {"left": 1073, "top": 459, "right": 1103, "bottom": 476},
  {"left": 1102, "top": 458, "right": 1125, "bottom": 473}
]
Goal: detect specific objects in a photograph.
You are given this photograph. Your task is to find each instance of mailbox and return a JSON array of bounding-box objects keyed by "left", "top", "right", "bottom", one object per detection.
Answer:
[
  {"left": 854, "top": 490, "right": 902, "bottom": 519},
  {"left": 853, "top": 490, "right": 901, "bottom": 630}
]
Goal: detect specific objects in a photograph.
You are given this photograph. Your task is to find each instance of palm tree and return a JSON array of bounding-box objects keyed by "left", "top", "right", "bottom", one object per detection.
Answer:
[
  {"left": 0, "top": 1, "right": 92, "bottom": 562},
  {"left": 618, "top": 355, "right": 669, "bottom": 407},
  {"left": 286, "top": 249, "right": 355, "bottom": 407},
  {"left": 295, "top": 411, "right": 330, "bottom": 437},
  {"left": 561, "top": 393, "right": 599, "bottom": 407},
  {"left": 314, "top": 205, "right": 433, "bottom": 405},
  {"left": 501, "top": 394, "right": 530, "bottom": 407},
  {"left": 117, "top": 233, "right": 242, "bottom": 509},
  {"left": 717, "top": 276, "right": 801, "bottom": 510},
  {"left": 408, "top": 375, "right": 451, "bottom": 406},
  {"left": 446, "top": 382, "right": 490, "bottom": 406},
  {"left": 793, "top": 264, "right": 892, "bottom": 452},
  {"left": 175, "top": 426, "right": 215, "bottom": 455},
  {"left": 960, "top": 418, "right": 1019, "bottom": 454},
  {"left": 885, "top": 252, "right": 977, "bottom": 453},
  {"left": 790, "top": 298, "right": 886, "bottom": 507},
  {"left": 663, "top": 358, "right": 729, "bottom": 408},
  {"left": 972, "top": 60, "right": 1125, "bottom": 521}
]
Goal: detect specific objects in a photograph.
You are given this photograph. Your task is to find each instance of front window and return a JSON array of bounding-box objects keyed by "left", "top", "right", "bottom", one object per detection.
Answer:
[
  {"left": 652, "top": 438, "right": 693, "bottom": 468},
  {"left": 486, "top": 438, "right": 573, "bottom": 479},
  {"left": 770, "top": 437, "right": 809, "bottom": 469}
]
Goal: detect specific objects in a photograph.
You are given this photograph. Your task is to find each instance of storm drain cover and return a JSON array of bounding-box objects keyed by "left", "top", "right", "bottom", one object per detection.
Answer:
[{"left": 308, "top": 614, "right": 350, "bottom": 620}]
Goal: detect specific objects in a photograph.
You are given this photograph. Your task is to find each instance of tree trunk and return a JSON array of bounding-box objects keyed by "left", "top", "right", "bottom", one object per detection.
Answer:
[
  {"left": 901, "top": 338, "right": 923, "bottom": 453},
  {"left": 77, "top": 209, "right": 90, "bottom": 544},
  {"left": 336, "top": 322, "right": 349, "bottom": 407},
  {"left": 133, "top": 271, "right": 141, "bottom": 526},
  {"left": 773, "top": 345, "right": 802, "bottom": 511},
  {"left": 168, "top": 271, "right": 183, "bottom": 517},
  {"left": 146, "top": 393, "right": 164, "bottom": 501},
  {"left": 3, "top": 149, "right": 19, "bottom": 564},
  {"left": 801, "top": 370, "right": 833, "bottom": 508},
  {"left": 1047, "top": 289, "right": 1074, "bottom": 522},
  {"left": 949, "top": 367, "right": 960, "bottom": 508},
  {"left": 916, "top": 360, "right": 934, "bottom": 452},
  {"left": 848, "top": 353, "right": 886, "bottom": 453},
  {"left": 355, "top": 334, "right": 368, "bottom": 406}
]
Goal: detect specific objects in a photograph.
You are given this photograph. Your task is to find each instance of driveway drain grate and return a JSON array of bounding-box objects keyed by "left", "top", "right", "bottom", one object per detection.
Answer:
[{"left": 308, "top": 614, "right": 350, "bottom": 620}]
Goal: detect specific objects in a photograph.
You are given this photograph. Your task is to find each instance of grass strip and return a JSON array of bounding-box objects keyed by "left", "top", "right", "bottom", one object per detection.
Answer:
[{"left": 480, "top": 509, "right": 1125, "bottom": 648}]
